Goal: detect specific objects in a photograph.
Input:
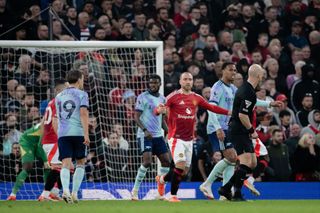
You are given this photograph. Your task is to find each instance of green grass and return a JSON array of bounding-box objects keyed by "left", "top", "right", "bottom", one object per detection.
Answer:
[{"left": 1, "top": 200, "right": 320, "bottom": 213}]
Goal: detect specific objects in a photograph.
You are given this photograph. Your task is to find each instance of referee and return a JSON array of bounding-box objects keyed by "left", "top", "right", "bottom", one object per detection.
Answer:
[{"left": 218, "top": 64, "right": 265, "bottom": 201}]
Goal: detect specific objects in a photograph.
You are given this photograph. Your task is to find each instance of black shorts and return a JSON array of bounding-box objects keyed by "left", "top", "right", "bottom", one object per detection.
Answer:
[
  {"left": 229, "top": 133, "right": 254, "bottom": 155},
  {"left": 58, "top": 136, "right": 87, "bottom": 160}
]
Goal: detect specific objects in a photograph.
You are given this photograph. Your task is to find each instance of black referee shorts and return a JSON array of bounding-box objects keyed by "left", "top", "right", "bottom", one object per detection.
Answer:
[{"left": 229, "top": 133, "right": 254, "bottom": 155}]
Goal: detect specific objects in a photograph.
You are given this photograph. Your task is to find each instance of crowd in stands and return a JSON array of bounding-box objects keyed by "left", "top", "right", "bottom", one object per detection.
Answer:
[{"left": 0, "top": 0, "right": 320, "bottom": 183}]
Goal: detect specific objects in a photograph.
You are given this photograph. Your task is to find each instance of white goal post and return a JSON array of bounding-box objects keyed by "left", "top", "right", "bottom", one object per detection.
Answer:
[{"left": 0, "top": 40, "right": 164, "bottom": 200}]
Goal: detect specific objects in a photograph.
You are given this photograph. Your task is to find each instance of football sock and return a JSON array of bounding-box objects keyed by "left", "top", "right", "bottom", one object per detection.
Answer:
[
  {"left": 222, "top": 164, "right": 235, "bottom": 185},
  {"left": 253, "top": 159, "right": 268, "bottom": 179},
  {"left": 132, "top": 165, "right": 148, "bottom": 191},
  {"left": 12, "top": 169, "right": 29, "bottom": 195},
  {"left": 170, "top": 168, "right": 184, "bottom": 196},
  {"left": 163, "top": 161, "right": 175, "bottom": 182},
  {"left": 72, "top": 165, "right": 85, "bottom": 195},
  {"left": 60, "top": 167, "right": 70, "bottom": 194},
  {"left": 159, "top": 167, "right": 170, "bottom": 176},
  {"left": 43, "top": 168, "right": 50, "bottom": 182},
  {"left": 45, "top": 170, "right": 59, "bottom": 191},
  {"left": 234, "top": 165, "right": 252, "bottom": 196},
  {"left": 205, "top": 158, "right": 230, "bottom": 185}
]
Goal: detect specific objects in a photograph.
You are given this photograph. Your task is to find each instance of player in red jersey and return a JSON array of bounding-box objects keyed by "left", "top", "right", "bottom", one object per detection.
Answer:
[
  {"left": 38, "top": 80, "right": 67, "bottom": 201},
  {"left": 156, "top": 72, "right": 230, "bottom": 202}
]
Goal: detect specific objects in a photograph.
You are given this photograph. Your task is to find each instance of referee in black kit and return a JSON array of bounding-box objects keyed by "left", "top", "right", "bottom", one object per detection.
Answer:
[{"left": 218, "top": 64, "right": 265, "bottom": 201}]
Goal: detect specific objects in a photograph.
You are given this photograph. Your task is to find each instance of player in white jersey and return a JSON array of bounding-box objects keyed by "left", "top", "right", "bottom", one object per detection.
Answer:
[
  {"left": 131, "top": 75, "right": 170, "bottom": 200},
  {"left": 55, "top": 70, "right": 89, "bottom": 204}
]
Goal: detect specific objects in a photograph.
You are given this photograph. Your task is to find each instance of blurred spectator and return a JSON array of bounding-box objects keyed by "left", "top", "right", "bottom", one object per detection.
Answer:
[
  {"left": 292, "top": 133, "right": 320, "bottom": 181},
  {"left": 233, "top": 72, "right": 244, "bottom": 88},
  {"left": 218, "top": 30, "right": 233, "bottom": 54},
  {"left": 132, "top": 12, "right": 147, "bottom": 41},
  {"left": 21, "top": 106, "right": 40, "bottom": 131},
  {"left": 32, "top": 69, "right": 50, "bottom": 104},
  {"left": 103, "top": 123, "right": 129, "bottom": 152},
  {"left": 256, "top": 33, "right": 270, "bottom": 62},
  {"left": 203, "top": 34, "right": 219, "bottom": 63},
  {"left": 296, "top": 93, "right": 314, "bottom": 127},
  {"left": 78, "top": 11, "right": 91, "bottom": 40},
  {"left": 267, "top": 129, "right": 292, "bottom": 181},
  {"left": 82, "top": 0, "right": 97, "bottom": 27},
  {"left": 163, "top": 33, "right": 176, "bottom": 52},
  {"left": 14, "top": 54, "right": 33, "bottom": 86},
  {"left": 156, "top": 7, "right": 175, "bottom": 38},
  {"left": 267, "top": 20, "right": 284, "bottom": 43},
  {"left": 273, "top": 93, "right": 296, "bottom": 125},
  {"left": 180, "top": 5, "right": 200, "bottom": 41},
  {"left": 119, "top": 21, "right": 135, "bottom": 41},
  {"left": 279, "top": 109, "right": 292, "bottom": 140},
  {"left": 145, "top": 23, "right": 161, "bottom": 41},
  {"left": 63, "top": 6, "right": 80, "bottom": 40},
  {"left": 172, "top": 51, "right": 184, "bottom": 73},
  {"left": 197, "top": 142, "right": 222, "bottom": 182},
  {"left": 173, "top": 0, "right": 190, "bottom": 29},
  {"left": 0, "top": 0, "right": 14, "bottom": 40},
  {"left": 0, "top": 114, "right": 22, "bottom": 155},
  {"left": 264, "top": 58, "right": 287, "bottom": 95},
  {"left": 250, "top": 50, "right": 263, "bottom": 66},
  {"left": 222, "top": 16, "right": 246, "bottom": 44},
  {"left": 0, "top": 142, "right": 21, "bottom": 181},
  {"left": 290, "top": 64, "right": 320, "bottom": 113},
  {"left": 300, "top": 109, "right": 320, "bottom": 147},
  {"left": 309, "top": 30, "right": 320, "bottom": 80},
  {"left": 256, "top": 111, "right": 273, "bottom": 144},
  {"left": 89, "top": 25, "right": 106, "bottom": 40},
  {"left": 286, "top": 60, "right": 305, "bottom": 89},
  {"left": 194, "top": 21, "right": 210, "bottom": 49},
  {"left": 100, "top": 132, "right": 128, "bottom": 182},
  {"left": 164, "top": 59, "right": 179, "bottom": 96},
  {"left": 240, "top": 4, "right": 260, "bottom": 52},
  {"left": 178, "top": 36, "right": 194, "bottom": 63},
  {"left": 285, "top": 123, "right": 302, "bottom": 163},
  {"left": 193, "top": 76, "right": 205, "bottom": 95},
  {"left": 36, "top": 24, "right": 49, "bottom": 41},
  {"left": 286, "top": 21, "right": 309, "bottom": 52}
]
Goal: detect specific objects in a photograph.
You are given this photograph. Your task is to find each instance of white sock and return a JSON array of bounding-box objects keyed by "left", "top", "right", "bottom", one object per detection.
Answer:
[{"left": 247, "top": 176, "right": 255, "bottom": 185}]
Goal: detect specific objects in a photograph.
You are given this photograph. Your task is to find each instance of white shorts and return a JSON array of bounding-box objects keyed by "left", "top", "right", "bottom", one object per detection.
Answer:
[
  {"left": 252, "top": 138, "right": 268, "bottom": 157},
  {"left": 43, "top": 143, "right": 61, "bottom": 165},
  {"left": 168, "top": 138, "right": 193, "bottom": 167}
]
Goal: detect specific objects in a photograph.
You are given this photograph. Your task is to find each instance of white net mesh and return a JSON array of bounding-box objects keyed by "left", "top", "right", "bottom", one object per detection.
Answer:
[{"left": 0, "top": 42, "right": 163, "bottom": 200}]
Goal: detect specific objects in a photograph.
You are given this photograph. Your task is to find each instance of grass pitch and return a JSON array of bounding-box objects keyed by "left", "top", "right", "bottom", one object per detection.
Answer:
[{"left": 1, "top": 200, "right": 319, "bottom": 213}]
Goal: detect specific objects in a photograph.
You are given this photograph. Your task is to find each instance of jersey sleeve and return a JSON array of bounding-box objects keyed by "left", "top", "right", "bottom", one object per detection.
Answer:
[
  {"left": 256, "top": 99, "right": 271, "bottom": 108},
  {"left": 51, "top": 100, "right": 56, "bottom": 117},
  {"left": 207, "top": 103, "right": 222, "bottom": 130},
  {"left": 209, "top": 84, "right": 222, "bottom": 105},
  {"left": 135, "top": 94, "right": 144, "bottom": 112},
  {"left": 80, "top": 92, "right": 89, "bottom": 108},
  {"left": 239, "top": 93, "right": 255, "bottom": 115},
  {"left": 197, "top": 95, "right": 229, "bottom": 115}
]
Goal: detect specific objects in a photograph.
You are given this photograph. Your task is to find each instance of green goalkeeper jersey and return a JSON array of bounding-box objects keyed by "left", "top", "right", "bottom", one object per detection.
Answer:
[
  {"left": 19, "top": 123, "right": 42, "bottom": 144},
  {"left": 19, "top": 123, "right": 47, "bottom": 164}
]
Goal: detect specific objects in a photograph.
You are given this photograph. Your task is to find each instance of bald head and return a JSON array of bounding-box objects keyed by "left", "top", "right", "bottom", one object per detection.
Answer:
[
  {"left": 309, "top": 30, "right": 320, "bottom": 45},
  {"left": 248, "top": 64, "right": 263, "bottom": 78},
  {"left": 180, "top": 72, "right": 193, "bottom": 80}
]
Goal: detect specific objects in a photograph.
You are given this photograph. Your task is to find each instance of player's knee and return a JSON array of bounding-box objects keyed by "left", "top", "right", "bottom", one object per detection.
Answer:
[
  {"left": 224, "top": 149, "right": 237, "bottom": 163},
  {"left": 23, "top": 163, "right": 33, "bottom": 172},
  {"left": 142, "top": 162, "right": 152, "bottom": 168},
  {"left": 76, "top": 158, "right": 86, "bottom": 166}
]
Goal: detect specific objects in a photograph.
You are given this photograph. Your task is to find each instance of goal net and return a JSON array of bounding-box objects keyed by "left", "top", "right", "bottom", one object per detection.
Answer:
[{"left": 0, "top": 41, "right": 163, "bottom": 200}]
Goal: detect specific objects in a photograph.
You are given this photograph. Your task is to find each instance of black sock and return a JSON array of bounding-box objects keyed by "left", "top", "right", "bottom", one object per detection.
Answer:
[
  {"left": 234, "top": 165, "right": 252, "bottom": 196},
  {"left": 253, "top": 159, "right": 268, "bottom": 179},
  {"left": 163, "top": 160, "right": 175, "bottom": 182},
  {"left": 170, "top": 168, "right": 184, "bottom": 196},
  {"left": 44, "top": 170, "right": 60, "bottom": 191}
]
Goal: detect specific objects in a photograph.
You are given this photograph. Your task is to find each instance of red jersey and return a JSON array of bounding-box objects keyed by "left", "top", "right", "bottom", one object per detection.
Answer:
[
  {"left": 42, "top": 98, "right": 58, "bottom": 144},
  {"left": 166, "top": 90, "right": 229, "bottom": 141}
]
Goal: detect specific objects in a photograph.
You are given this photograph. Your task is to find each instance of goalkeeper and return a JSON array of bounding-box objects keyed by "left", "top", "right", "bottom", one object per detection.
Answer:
[{"left": 7, "top": 123, "right": 50, "bottom": 201}]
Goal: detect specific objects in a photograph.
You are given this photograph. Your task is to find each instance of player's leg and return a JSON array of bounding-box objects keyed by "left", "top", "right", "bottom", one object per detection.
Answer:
[
  {"left": 58, "top": 136, "right": 74, "bottom": 203},
  {"left": 39, "top": 169, "right": 60, "bottom": 201},
  {"left": 219, "top": 135, "right": 256, "bottom": 201},
  {"left": 71, "top": 136, "right": 87, "bottom": 203},
  {"left": 168, "top": 139, "right": 191, "bottom": 202},
  {"left": 131, "top": 137, "right": 153, "bottom": 200},
  {"left": 8, "top": 141, "right": 35, "bottom": 200},
  {"left": 154, "top": 137, "right": 170, "bottom": 198},
  {"left": 36, "top": 141, "right": 51, "bottom": 181}
]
